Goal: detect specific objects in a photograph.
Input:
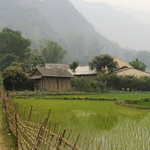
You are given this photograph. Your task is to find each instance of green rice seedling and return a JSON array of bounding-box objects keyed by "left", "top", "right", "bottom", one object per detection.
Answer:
[{"left": 13, "top": 95, "right": 150, "bottom": 150}]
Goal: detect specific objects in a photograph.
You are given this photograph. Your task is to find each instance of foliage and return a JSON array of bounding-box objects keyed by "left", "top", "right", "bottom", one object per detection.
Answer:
[
  {"left": 41, "top": 40, "right": 67, "bottom": 63},
  {"left": 2, "top": 66, "right": 28, "bottom": 90},
  {"left": 69, "top": 61, "right": 79, "bottom": 72},
  {"left": 22, "top": 53, "right": 45, "bottom": 73},
  {"left": 89, "top": 54, "right": 118, "bottom": 73},
  {"left": 0, "top": 27, "right": 45, "bottom": 73},
  {"left": 99, "top": 74, "right": 150, "bottom": 91},
  {"left": 133, "top": 50, "right": 150, "bottom": 71},
  {"left": 71, "top": 73, "right": 150, "bottom": 92},
  {"left": 71, "top": 76, "right": 107, "bottom": 92},
  {"left": 0, "top": 53, "right": 19, "bottom": 71},
  {"left": 0, "top": 27, "right": 31, "bottom": 60},
  {"left": 129, "top": 58, "right": 146, "bottom": 71}
]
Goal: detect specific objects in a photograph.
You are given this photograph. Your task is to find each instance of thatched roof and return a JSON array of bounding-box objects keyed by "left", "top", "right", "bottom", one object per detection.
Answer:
[
  {"left": 114, "top": 57, "right": 132, "bottom": 68},
  {"left": 30, "top": 67, "right": 74, "bottom": 79},
  {"left": 114, "top": 67, "right": 150, "bottom": 77},
  {"left": 45, "top": 64, "right": 96, "bottom": 76}
]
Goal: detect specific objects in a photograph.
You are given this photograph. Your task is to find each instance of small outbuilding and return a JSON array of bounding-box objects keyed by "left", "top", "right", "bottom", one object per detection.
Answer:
[{"left": 30, "top": 67, "right": 74, "bottom": 91}]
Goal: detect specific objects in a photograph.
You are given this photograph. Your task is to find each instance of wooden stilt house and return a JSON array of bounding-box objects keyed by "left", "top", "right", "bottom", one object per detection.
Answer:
[{"left": 30, "top": 67, "right": 74, "bottom": 91}]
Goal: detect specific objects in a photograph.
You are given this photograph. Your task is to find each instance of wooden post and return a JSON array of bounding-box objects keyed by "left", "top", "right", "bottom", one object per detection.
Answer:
[
  {"left": 33, "top": 110, "right": 51, "bottom": 150},
  {"left": 48, "top": 123, "right": 57, "bottom": 149},
  {"left": 85, "top": 138, "right": 94, "bottom": 150},
  {"left": 14, "top": 103, "right": 19, "bottom": 147},
  {"left": 56, "top": 129, "right": 66, "bottom": 150},
  {"left": 14, "top": 104, "right": 18, "bottom": 136},
  {"left": 63, "top": 129, "right": 72, "bottom": 148},
  {"left": 54, "top": 125, "right": 62, "bottom": 149},
  {"left": 73, "top": 133, "right": 81, "bottom": 150}
]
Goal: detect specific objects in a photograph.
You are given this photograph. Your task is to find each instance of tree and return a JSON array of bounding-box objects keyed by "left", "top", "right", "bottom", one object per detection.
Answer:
[
  {"left": 132, "top": 51, "right": 150, "bottom": 70},
  {"left": 41, "top": 40, "right": 67, "bottom": 63},
  {"left": 89, "top": 54, "right": 118, "bottom": 73},
  {"left": 22, "top": 53, "right": 45, "bottom": 73},
  {"left": 129, "top": 58, "right": 146, "bottom": 71},
  {"left": 0, "top": 53, "right": 19, "bottom": 71},
  {"left": 2, "top": 66, "right": 28, "bottom": 90},
  {"left": 0, "top": 27, "right": 45, "bottom": 72},
  {"left": 0, "top": 27, "right": 31, "bottom": 60},
  {"left": 69, "top": 61, "right": 79, "bottom": 72}
]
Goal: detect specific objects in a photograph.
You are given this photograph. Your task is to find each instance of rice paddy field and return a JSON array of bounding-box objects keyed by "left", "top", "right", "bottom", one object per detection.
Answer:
[{"left": 14, "top": 93, "right": 150, "bottom": 150}]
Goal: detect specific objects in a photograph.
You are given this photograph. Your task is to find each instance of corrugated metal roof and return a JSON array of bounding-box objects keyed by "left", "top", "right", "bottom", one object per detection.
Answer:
[
  {"left": 45, "top": 64, "right": 69, "bottom": 69},
  {"left": 35, "top": 67, "right": 74, "bottom": 78},
  {"left": 73, "top": 66, "right": 96, "bottom": 75}
]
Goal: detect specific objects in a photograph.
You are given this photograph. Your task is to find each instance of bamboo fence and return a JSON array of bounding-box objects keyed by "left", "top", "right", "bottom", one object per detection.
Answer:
[{"left": 0, "top": 86, "right": 101, "bottom": 150}]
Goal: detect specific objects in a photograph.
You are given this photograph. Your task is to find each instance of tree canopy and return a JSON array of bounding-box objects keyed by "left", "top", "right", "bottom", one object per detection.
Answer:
[
  {"left": 89, "top": 54, "right": 118, "bottom": 73},
  {"left": 2, "top": 66, "right": 28, "bottom": 90},
  {"left": 0, "top": 27, "right": 31, "bottom": 60},
  {"left": 0, "top": 27, "right": 45, "bottom": 72},
  {"left": 0, "top": 53, "right": 19, "bottom": 71},
  {"left": 23, "top": 53, "right": 45, "bottom": 73},
  {"left": 41, "top": 40, "right": 67, "bottom": 63},
  {"left": 69, "top": 61, "right": 79, "bottom": 72},
  {"left": 129, "top": 58, "right": 146, "bottom": 71}
]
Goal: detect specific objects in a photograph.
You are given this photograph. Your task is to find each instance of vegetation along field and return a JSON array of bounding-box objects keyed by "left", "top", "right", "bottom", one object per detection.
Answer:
[{"left": 14, "top": 93, "right": 150, "bottom": 150}]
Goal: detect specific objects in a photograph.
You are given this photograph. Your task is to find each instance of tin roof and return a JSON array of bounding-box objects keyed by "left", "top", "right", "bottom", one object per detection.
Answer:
[{"left": 73, "top": 66, "right": 96, "bottom": 75}]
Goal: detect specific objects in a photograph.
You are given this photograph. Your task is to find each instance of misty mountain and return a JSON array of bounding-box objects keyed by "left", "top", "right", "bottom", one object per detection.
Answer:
[
  {"left": 115, "top": 7, "right": 150, "bottom": 25},
  {"left": 0, "top": 0, "right": 128, "bottom": 64},
  {"left": 69, "top": 0, "right": 150, "bottom": 51}
]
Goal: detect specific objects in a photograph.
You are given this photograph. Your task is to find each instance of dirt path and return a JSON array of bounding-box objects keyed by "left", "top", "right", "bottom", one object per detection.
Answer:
[{"left": 0, "top": 102, "right": 17, "bottom": 150}]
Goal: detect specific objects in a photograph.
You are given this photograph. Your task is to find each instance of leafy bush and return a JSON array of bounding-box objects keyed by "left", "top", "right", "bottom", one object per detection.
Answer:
[
  {"left": 98, "top": 74, "right": 150, "bottom": 91},
  {"left": 71, "top": 76, "right": 107, "bottom": 92},
  {"left": 71, "top": 74, "right": 150, "bottom": 92}
]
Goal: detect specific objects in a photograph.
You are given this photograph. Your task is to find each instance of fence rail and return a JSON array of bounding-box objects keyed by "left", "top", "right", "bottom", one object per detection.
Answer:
[{"left": 0, "top": 86, "right": 100, "bottom": 150}]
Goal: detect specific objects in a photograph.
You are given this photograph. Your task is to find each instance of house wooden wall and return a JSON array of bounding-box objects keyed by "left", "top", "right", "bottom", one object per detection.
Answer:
[{"left": 34, "top": 77, "right": 71, "bottom": 91}]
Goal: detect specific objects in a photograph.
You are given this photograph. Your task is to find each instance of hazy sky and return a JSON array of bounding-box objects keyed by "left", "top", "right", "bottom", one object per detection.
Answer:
[{"left": 84, "top": 0, "right": 150, "bottom": 12}]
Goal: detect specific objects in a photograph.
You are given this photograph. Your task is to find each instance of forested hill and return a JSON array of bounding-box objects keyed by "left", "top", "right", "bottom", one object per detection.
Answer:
[{"left": 0, "top": 0, "right": 128, "bottom": 64}]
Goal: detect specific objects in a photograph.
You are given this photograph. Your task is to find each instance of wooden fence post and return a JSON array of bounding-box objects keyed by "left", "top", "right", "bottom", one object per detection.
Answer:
[
  {"left": 56, "top": 129, "right": 66, "bottom": 150},
  {"left": 73, "top": 133, "right": 81, "bottom": 150},
  {"left": 14, "top": 104, "right": 18, "bottom": 135},
  {"left": 33, "top": 110, "right": 51, "bottom": 150}
]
